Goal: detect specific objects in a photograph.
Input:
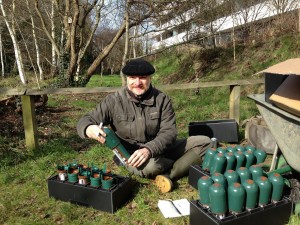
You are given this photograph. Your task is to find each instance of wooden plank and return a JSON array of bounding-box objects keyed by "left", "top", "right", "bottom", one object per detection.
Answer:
[
  {"left": 229, "top": 85, "right": 241, "bottom": 124},
  {"left": 25, "top": 87, "right": 122, "bottom": 95},
  {"left": 156, "top": 79, "right": 264, "bottom": 91},
  {"left": 21, "top": 95, "right": 38, "bottom": 150},
  {"left": 0, "top": 88, "right": 26, "bottom": 95},
  {"left": 0, "top": 79, "right": 264, "bottom": 96}
]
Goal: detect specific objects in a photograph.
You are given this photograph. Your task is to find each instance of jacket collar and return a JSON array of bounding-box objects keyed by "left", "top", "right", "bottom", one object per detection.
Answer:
[{"left": 126, "top": 85, "right": 154, "bottom": 106}]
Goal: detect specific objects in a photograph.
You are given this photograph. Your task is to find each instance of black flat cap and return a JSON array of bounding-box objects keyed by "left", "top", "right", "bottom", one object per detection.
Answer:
[{"left": 122, "top": 59, "right": 155, "bottom": 76}]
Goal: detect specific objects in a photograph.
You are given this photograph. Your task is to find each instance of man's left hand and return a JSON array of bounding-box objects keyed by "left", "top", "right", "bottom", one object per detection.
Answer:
[{"left": 127, "top": 148, "right": 151, "bottom": 168}]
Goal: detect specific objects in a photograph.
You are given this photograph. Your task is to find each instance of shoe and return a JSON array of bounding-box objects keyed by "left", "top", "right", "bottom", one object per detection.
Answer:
[{"left": 154, "top": 175, "right": 173, "bottom": 193}]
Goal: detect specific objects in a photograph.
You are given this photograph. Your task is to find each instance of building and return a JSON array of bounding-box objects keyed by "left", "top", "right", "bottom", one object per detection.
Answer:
[{"left": 148, "top": 0, "right": 300, "bottom": 52}]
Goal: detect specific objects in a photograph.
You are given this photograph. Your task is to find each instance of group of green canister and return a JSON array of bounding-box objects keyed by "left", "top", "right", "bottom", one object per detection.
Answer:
[
  {"left": 56, "top": 161, "right": 115, "bottom": 190},
  {"left": 197, "top": 145, "right": 285, "bottom": 219}
]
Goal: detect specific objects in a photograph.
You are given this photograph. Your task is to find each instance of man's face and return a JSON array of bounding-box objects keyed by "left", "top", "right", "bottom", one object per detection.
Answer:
[{"left": 127, "top": 75, "right": 151, "bottom": 96}]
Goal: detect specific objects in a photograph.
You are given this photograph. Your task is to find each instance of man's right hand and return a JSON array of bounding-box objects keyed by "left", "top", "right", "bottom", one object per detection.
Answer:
[{"left": 85, "top": 125, "right": 106, "bottom": 144}]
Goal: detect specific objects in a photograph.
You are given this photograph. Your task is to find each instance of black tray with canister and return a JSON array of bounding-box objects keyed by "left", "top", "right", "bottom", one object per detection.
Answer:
[
  {"left": 188, "top": 165, "right": 293, "bottom": 225},
  {"left": 190, "top": 197, "right": 292, "bottom": 225},
  {"left": 47, "top": 174, "right": 133, "bottom": 213}
]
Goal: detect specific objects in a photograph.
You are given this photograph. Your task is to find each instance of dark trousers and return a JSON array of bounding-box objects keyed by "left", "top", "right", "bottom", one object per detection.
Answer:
[{"left": 126, "top": 135, "right": 211, "bottom": 178}]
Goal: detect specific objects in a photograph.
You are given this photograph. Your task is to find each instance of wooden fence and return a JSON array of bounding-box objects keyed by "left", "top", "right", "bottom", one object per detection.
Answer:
[{"left": 0, "top": 79, "right": 264, "bottom": 150}]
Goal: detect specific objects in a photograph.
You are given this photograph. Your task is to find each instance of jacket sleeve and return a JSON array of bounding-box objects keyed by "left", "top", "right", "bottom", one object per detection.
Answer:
[
  {"left": 143, "top": 95, "right": 177, "bottom": 156},
  {"left": 76, "top": 96, "right": 113, "bottom": 139}
]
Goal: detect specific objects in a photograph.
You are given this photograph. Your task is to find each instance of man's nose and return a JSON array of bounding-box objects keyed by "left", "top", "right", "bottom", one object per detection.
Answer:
[{"left": 135, "top": 78, "right": 142, "bottom": 84}]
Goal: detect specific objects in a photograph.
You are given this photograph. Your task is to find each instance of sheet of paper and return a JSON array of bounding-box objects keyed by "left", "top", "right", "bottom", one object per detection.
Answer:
[
  {"left": 172, "top": 199, "right": 190, "bottom": 216},
  {"left": 158, "top": 199, "right": 190, "bottom": 218}
]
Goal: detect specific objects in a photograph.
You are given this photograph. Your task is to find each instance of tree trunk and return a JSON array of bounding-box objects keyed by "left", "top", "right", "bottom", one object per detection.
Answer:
[
  {"left": 64, "top": 0, "right": 80, "bottom": 84},
  {"left": 120, "top": 0, "right": 130, "bottom": 86},
  {"left": 26, "top": 0, "right": 43, "bottom": 81},
  {"left": 51, "top": 0, "right": 57, "bottom": 77},
  {"left": 298, "top": 8, "right": 300, "bottom": 33},
  {"left": 231, "top": 5, "right": 236, "bottom": 62},
  {"left": 0, "top": 27, "right": 4, "bottom": 77},
  {"left": 132, "top": 25, "right": 137, "bottom": 58},
  {"left": 75, "top": 0, "right": 104, "bottom": 84},
  {"left": 86, "top": 19, "right": 127, "bottom": 82},
  {"left": 0, "top": 0, "right": 27, "bottom": 85},
  {"left": 35, "top": 0, "right": 60, "bottom": 56}
]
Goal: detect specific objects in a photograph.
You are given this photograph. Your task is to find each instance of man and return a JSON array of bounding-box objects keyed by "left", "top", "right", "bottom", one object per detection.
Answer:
[{"left": 77, "top": 58, "right": 211, "bottom": 193}]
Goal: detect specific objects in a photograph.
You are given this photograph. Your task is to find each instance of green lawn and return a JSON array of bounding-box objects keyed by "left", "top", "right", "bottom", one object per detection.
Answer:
[{"left": 0, "top": 75, "right": 299, "bottom": 225}]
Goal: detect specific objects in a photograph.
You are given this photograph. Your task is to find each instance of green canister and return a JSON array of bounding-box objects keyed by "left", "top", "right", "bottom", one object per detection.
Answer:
[
  {"left": 228, "top": 182, "right": 245, "bottom": 215},
  {"left": 202, "top": 148, "right": 217, "bottom": 171},
  {"left": 256, "top": 176, "right": 272, "bottom": 206},
  {"left": 249, "top": 165, "right": 264, "bottom": 181},
  {"left": 268, "top": 173, "right": 285, "bottom": 203},
  {"left": 90, "top": 173, "right": 101, "bottom": 187},
  {"left": 217, "top": 147, "right": 226, "bottom": 154},
  {"left": 91, "top": 165, "right": 100, "bottom": 173},
  {"left": 245, "top": 145, "right": 256, "bottom": 153},
  {"left": 237, "top": 167, "right": 251, "bottom": 184},
  {"left": 210, "top": 153, "right": 226, "bottom": 175},
  {"left": 68, "top": 171, "right": 78, "bottom": 183},
  {"left": 197, "top": 176, "right": 213, "bottom": 208},
  {"left": 225, "top": 152, "right": 236, "bottom": 171},
  {"left": 242, "top": 179, "right": 258, "bottom": 210},
  {"left": 244, "top": 150, "right": 255, "bottom": 168},
  {"left": 234, "top": 151, "right": 246, "bottom": 170},
  {"left": 103, "top": 127, "right": 131, "bottom": 164},
  {"left": 254, "top": 149, "right": 267, "bottom": 164},
  {"left": 212, "top": 172, "right": 227, "bottom": 188},
  {"left": 224, "top": 170, "right": 240, "bottom": 187},
  {"left": 209, "top": 183, "right": 227, "bottom": 219},
  {"left": 226, "top": 145, "right": 236, "bottom": 153},
  {"left": 235, "top": 145, "right": 245, "bottom": 152},
  {"left": 68, "top": 161, "right": 78, "bottom": 169}
]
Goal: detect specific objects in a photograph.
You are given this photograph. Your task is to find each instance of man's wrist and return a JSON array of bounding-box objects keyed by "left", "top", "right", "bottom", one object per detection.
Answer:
[{"left": 143, "top": 147, "right": 152, "bottom": 158}]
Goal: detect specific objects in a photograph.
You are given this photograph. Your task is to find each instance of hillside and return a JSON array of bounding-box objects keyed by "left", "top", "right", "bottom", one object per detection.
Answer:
[{"left": 151, "top": 33, "right": 300, "bottom": 85}]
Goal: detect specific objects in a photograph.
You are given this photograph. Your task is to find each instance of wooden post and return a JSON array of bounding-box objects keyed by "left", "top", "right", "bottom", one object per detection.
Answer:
[
  {"left": 229, "top": 85, "right": 240, "bottom": 124},
  {"left": 21, "top": 95, "right": 38, "bottom": 150}
]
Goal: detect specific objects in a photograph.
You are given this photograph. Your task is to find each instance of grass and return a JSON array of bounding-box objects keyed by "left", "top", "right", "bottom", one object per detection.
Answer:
[
  {"left": 1, "top": 74, "right": 299, "bottom": 225},
  {"left": 1, "top": 32, "right": 300, "bottom": 224},
  {"left": 86, "top": 74, "right": 123, "bottom": 87}
]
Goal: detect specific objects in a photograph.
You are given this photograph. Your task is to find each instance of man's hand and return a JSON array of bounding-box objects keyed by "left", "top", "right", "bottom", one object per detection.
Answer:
[
  {"left": 127, "top": 148, "right": 151, "bottom": 168},
  {"left": 85, "top": 125, "right": 106, "bottom": 144}
]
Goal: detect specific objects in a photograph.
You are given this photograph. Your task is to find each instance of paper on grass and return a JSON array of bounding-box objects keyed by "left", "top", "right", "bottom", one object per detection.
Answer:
[{"left": 158, "top": 199, "right": 190, "bottom": 218}]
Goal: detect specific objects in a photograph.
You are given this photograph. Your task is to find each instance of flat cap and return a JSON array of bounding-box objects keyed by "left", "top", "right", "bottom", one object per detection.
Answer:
[{"left": 122, "top": 59, "right": 155, "bottom": 76}]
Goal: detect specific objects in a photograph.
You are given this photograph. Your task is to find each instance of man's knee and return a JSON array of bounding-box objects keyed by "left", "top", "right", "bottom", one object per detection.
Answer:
[
  {"left": 143, "top": 157, "right": 174, "bottom": 178},
  {"left": 188, "top": 135, "right": 211, "bottom": 145},
  {"left": 127, "top": 157, "right": 174, "bottom": 178},
  {"left": 187, "top": 135, "right": 212, "bottom": 155}
]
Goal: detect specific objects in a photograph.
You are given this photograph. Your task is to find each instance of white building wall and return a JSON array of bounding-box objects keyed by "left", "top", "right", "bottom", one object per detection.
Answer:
[{"left": 150, "top": 0, "right": 300, "bottom": 51}]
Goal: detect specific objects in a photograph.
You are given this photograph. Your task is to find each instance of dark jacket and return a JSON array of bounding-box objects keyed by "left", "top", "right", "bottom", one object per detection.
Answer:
[{"left": 76, "top": 86, "right": 177, "bottom": 157}]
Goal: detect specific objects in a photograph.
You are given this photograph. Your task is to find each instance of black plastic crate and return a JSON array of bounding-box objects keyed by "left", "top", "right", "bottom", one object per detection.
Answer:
[
  {"left": 188, "top": 165, "right": 209, "bottom": 189},
  {"left": 190, "top": 197, "right": 292, "bottom": 225},
  {"left": 48, "top": 174, "right": 133, "bottom": 213},
  {"left": 188, "top": 119, "right": 239, "bottom": 143}
]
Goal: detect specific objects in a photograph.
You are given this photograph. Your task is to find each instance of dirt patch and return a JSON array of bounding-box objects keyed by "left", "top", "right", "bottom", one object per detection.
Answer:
[
  {"left": 0, "top": 97, "right": 24, "bottom": 137},
  {"left": 0, "top": 94, "right": 106, "bottom": 155},
  {"left": 0, "top": 97, "right": 74, "bottom": 149}
]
